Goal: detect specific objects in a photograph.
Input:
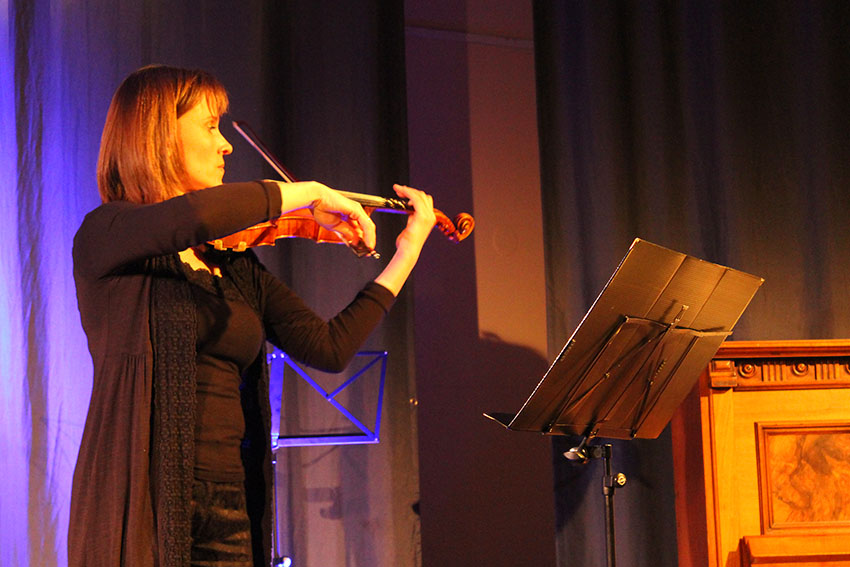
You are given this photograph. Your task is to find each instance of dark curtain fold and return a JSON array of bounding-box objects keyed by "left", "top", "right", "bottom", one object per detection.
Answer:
[
  {"left": 534, "top": 2, "right": 850, "bottom": 566},
  {"left": 257, "top": 2, "right": 420, "bottom": 564}
]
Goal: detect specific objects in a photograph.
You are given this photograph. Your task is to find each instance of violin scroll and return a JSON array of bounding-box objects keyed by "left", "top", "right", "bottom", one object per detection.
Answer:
[{"left": 435, "top": 211, "right": 475, "bottom": 243}]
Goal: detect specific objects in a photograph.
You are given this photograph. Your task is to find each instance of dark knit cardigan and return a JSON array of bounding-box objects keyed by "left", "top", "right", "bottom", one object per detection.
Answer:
[{"left": 69, "top": 182, "right": 395, "bottom": 566}]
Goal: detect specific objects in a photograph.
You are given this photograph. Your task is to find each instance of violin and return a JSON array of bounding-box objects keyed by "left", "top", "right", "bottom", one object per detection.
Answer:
[{"left": 209, "top": 121, "right": 475, "bottom": 257}]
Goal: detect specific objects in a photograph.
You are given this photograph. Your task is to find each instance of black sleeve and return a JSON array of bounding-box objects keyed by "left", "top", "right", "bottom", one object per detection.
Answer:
[
  {"left": 73, "top": 181, "right": 281, "bottom": 279},
  {"left": 258, "top": 264, "right": 396, "bottom": 372}
]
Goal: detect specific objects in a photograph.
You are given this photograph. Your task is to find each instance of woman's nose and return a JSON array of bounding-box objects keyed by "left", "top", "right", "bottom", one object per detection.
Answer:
[{"left": 221, "top": 136, "right": 233, "bottom": 155}]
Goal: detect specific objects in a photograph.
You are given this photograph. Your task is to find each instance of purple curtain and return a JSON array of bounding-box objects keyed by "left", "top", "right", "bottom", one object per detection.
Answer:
[
  {"left": 0, "top": 1, "right": 418, "bottom": 565},
  {"left": 2, "top": 2, "right": 102, "bottom": 564}
]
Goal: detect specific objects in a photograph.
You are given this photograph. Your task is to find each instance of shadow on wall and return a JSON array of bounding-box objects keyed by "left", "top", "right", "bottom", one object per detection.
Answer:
[{"left": 416, "top": 329, "right": 561, "bottom": 566}]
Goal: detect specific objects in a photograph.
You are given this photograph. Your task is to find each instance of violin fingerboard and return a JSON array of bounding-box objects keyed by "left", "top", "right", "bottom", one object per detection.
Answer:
[{"left": 382, "top": 198, "right": 409, "bottom": 210}]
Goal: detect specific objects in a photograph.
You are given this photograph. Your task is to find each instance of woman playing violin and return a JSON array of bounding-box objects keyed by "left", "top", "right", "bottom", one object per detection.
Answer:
[{"left": 69, "top": 64, "right": 436, "bottom": 567}]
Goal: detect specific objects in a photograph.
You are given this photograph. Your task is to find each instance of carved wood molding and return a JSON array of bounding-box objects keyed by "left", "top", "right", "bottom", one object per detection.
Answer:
[
  {"left": 708, "top": 340, "right": 850, "bottom": 389},
  {"left": 715, "top": 339, "right": 850, "bottom": 359}
]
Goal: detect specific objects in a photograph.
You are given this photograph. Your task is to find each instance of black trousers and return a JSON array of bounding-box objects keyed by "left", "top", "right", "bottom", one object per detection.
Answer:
[{"left": 191, "top": 479, "right": 254, "bottom": 567}]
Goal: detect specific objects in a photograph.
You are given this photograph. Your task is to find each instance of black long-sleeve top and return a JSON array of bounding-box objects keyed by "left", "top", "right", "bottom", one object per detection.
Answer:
[{"left": 69, "top": 181, "right": 395, "bottom": 566}]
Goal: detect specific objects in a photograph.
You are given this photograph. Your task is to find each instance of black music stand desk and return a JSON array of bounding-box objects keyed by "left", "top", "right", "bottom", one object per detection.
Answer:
[{"left": 485, "top": 238, "right": 763, "bottom": 566}]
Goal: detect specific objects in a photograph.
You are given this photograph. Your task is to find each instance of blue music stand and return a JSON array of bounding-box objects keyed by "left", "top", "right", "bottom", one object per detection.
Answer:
[
  {"left": 267, "top": 348, "right": 388, "bottom": 448},
  {"left": 267, "top": 348, "right": 389, "bottom": 565}
]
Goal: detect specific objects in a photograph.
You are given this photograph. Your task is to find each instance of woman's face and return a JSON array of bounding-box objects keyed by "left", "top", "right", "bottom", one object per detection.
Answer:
[{"left": 176, "top": 98, "right": 232, "bottom": 192}]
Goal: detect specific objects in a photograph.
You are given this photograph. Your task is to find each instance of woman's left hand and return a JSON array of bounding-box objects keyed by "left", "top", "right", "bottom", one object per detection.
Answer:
[
  {"left": 372, "top": 184, "right": 437, "bottom": 296},
  {"left": 391, "top": 184, "right": 437, "bottom": 254}
]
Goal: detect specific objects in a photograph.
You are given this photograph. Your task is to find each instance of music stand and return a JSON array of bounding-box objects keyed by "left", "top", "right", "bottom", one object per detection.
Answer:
[
  {"left": 485, "top": 238, "right": 763, "bottom": 567},
  {"left": 266, "top": 348, "right": 389, "bottom": 566}
]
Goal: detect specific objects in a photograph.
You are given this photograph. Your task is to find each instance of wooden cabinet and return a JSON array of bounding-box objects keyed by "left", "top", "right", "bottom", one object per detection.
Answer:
[{"left": 671, "top": 340, "right": 850, "bottom": 567}]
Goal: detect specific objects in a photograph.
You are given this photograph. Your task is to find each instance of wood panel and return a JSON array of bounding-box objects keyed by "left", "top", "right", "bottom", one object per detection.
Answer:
[
  {"left": 741, "top": 534, "right": 850, "bottom": 566},
  {"left": 671, "top": 340, "right": 850, "bottom": 567}
]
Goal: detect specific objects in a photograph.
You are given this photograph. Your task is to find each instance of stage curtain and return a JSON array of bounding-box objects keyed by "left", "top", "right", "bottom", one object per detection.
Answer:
[
  {"left": 1, "top": 1, "right": 107, "bottom": 564},
  {"left": 534, "top": 2, "right": 850, "bottom": 566},
  {"left": 0, "top": 1, "right": 418, "bottom": 565},
  {"left": 256, "top": 3, "right": 420, "bottom": 566}
]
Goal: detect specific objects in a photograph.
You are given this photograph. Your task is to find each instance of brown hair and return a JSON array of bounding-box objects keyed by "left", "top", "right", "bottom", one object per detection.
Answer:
[{"left": 96, "top": 65, "right": 229, "bottom": 204}]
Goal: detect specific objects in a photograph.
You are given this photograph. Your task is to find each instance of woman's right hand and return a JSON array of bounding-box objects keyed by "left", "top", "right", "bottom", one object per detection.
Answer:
[{"left": 278, "top": 181, "right": 377, "bottom": 253}]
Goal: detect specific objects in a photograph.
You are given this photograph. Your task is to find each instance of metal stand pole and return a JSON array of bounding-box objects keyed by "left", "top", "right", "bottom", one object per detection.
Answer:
[
  {"left": 600, "top": 445, "right": 627, "bottom": 567},
  {"left": 565, "top": 440, "right": 627, "bottom": 567}
]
